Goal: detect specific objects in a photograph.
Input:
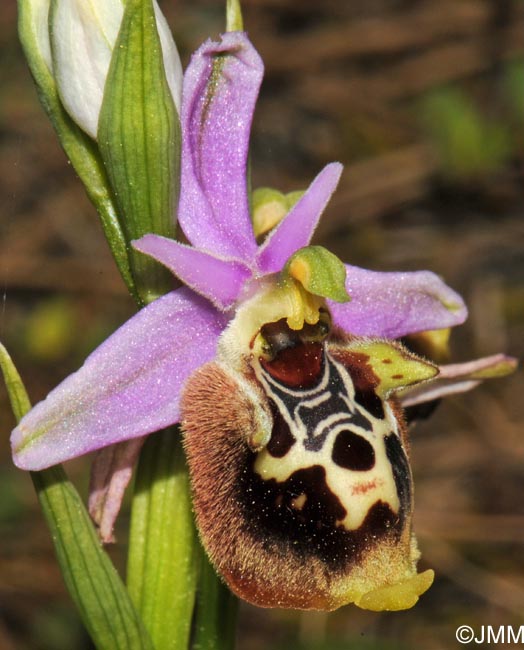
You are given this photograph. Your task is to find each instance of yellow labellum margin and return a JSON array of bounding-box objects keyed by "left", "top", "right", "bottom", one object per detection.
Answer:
[{"left": 356, "top": 570, "right": 435, "bottom": 611}]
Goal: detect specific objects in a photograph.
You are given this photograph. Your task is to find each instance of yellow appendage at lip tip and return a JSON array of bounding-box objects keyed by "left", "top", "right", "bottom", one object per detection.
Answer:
[{"left": 355, "top": 569, "right": 435, "bottom": 611}]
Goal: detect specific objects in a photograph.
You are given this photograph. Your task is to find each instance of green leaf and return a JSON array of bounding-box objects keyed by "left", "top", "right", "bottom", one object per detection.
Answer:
[
  {"left": 17, "top": 0, "right": 138, "bottom": 302},
  {"left": 192, "top": 549, "right": 238, "bottom": 650},
  {"left": 98, "top": 0, "right": 181, "bottom": 304},
  {"left": 283, "top": 245, "right": 351, "bottom": 303},
  {"left": 0, "top": 344, "right": 153, "bottom": 650},
  {"left": 0, "top": 343, "right": 31, "bottom": 422},
  {"left": 127, "top": 429, "right": 199, "bottom": 650}
]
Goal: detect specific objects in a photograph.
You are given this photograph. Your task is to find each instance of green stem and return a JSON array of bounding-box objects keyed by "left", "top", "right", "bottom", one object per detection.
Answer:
[
  {"left": 192, "top": 550, "right": 238, "bottom": 650},
  {"left": 127, "top": 428, "right": 199, "bottom": 650}
]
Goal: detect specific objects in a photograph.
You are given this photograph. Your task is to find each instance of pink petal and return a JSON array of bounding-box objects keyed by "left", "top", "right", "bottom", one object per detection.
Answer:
[
  {"left": 256, "top": 163, "right": 343, "bottom": 274},
  {"left": 178, "top": 32, "right": 262, "bottom": 261},
  {"left": 400, "top": 354, "right": 518, "bottom": 407},
  {"left": 134, "top": 235, "right": 252, "bottom": 310},
  {"left": 11, "top": 288, "right": 227, "bottom": 470},
  {"left": 88, "top": 437, "right": 146, "bottom": 544},
  {"left": 329, "top": 266, "right": 468, "bottom": 339},
  {"left": 402, "top": 379, "right": 481, "bottom": 406}
]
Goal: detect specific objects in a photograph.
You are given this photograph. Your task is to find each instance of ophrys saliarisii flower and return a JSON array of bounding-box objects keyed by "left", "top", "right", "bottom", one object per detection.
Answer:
[{"left": 11, "top": 32, "right": 516, "bottom": 612}]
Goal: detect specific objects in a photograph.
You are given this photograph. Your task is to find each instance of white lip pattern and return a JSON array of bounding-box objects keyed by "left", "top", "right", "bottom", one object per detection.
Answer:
[{"left": 253, "top": 345, "right": 406, "bottom": 532}]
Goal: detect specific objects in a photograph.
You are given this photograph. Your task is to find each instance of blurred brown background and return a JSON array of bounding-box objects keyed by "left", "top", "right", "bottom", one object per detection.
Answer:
[{"left": 1, "top": 0, "right": 524, "bottom": 648}]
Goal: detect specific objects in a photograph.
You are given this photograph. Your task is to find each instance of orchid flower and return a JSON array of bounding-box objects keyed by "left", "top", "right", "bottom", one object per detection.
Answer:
[{"left": 10, "top": 32, "right": 516, "bottom": 613}]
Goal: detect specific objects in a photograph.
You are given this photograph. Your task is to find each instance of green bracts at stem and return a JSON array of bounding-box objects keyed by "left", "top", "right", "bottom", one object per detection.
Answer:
[
  {"left": 0, "top": 345, "right": 31, "bottom": 422},
  {"left": 32, "top": 468, "right": 154, "bottom": 650},
  {"left": 192, "top": 550, "right": 238, "bottom": 650},
  {"left": 0, "top": 345, "right": 153, "bottom": 650},
  {"left": 127, "top": 429, "right": 199, "bottom": 650},
  {"left": 17, "top": 0, "right": 138, "bottom": 303},
  {"left": 98, "top": 0, "right": 181, "bottom": 304}
]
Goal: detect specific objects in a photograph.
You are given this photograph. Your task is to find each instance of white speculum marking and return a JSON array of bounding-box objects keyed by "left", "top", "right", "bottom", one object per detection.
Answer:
[{"left": 253, "top": 350, "right": 401, "bottom": 532}]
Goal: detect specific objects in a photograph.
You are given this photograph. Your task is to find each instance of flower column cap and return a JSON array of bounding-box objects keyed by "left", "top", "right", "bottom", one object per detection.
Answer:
[{"left": 282, "top": 245, "right": 351, "bottom": 304}]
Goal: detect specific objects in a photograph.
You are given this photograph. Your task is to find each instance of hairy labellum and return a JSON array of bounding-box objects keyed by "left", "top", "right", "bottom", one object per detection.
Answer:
[{"left": 181, "top": 312, "right": 435, "bottom": 611}]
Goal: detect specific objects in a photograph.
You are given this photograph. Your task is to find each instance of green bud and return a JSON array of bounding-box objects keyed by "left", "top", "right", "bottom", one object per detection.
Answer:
[
  {"left": 18, "top": 0, "right": 137, "bottom": 301},
  {"left": 98, "top": 0, "right": 181, "bottom": 304},
  {"left": 50, "top": 0, "right": 182, "bottom": 141},
  {"left": 252, "top": 187, "right": 305, "bottom": 238}
]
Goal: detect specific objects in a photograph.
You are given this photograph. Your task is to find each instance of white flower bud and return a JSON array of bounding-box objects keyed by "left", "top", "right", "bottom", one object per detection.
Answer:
[{"left": 51, "top": 0, "right": 182, "bottom": 139}]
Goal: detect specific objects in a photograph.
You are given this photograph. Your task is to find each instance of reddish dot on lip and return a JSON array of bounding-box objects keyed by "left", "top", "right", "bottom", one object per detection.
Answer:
[{"left": 351, "top": 479, "right": 378, "bottom": 495}]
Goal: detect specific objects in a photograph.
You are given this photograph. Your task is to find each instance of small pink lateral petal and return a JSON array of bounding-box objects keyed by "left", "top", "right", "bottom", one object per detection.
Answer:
[
  {"left": 133, "top": 235, "right": 252, "bottom": 310},
  {"left": 11, "top": 288, "right": 227, "bottom": 470},
  {"left": 328, "top": 266, "right": 468, "bottom": 339},
  {"left": 89, "top": 437, "right": 146, "bottom": 544},
  {"left": 257, "top": 163, "right": 343, "bottom": 274}
]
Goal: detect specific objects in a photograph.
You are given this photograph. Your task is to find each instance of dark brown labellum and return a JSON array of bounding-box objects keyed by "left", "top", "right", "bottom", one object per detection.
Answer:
[{"left": 182, "top": 324, "right": 430, "bottom": 611}]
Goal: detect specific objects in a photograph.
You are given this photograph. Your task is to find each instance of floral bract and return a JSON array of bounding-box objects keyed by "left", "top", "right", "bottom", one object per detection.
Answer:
[{"left": 10, "top": 32, "right": 516, "bottom": 613}]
